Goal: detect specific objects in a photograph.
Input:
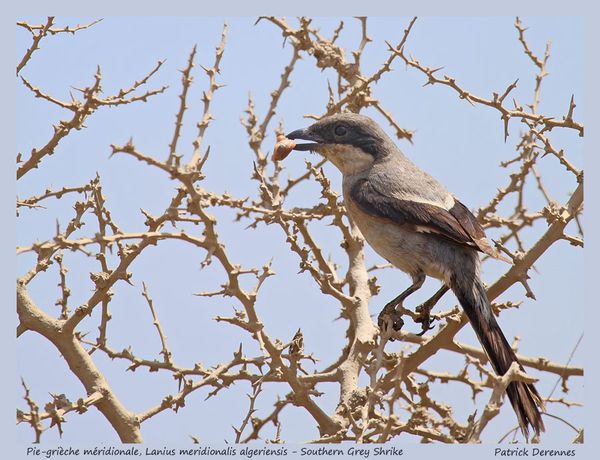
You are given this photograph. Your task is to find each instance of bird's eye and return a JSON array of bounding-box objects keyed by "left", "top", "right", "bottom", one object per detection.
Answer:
[{"left": 334, "top": 125, "right": 347, "bottom": 136}]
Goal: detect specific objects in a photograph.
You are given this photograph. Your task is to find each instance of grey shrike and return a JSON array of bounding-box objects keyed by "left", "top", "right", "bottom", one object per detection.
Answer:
[{"left": 286, "top": 113, "right": 545, "bottom": 437}]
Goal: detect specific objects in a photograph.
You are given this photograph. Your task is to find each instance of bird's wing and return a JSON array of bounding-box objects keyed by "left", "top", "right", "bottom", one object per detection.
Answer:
[{"left": 350, "top": 178, "right": 507, "bottom": 261}]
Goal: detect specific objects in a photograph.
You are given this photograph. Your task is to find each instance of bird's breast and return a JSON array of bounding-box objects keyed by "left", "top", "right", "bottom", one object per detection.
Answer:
[{"left": 344, "top": 191, "right": 420, "bottom": 275}]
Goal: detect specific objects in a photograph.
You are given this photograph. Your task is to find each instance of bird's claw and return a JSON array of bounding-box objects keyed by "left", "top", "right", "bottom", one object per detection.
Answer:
[
  {"left": 378, "top": 303, "right": 404, "bottom": 341},
  {"left": 415, "top": 303, "right": 438, "bottom": 336},
  {"left": 415, "top": 321, "right": 436, "bottom": 336}
]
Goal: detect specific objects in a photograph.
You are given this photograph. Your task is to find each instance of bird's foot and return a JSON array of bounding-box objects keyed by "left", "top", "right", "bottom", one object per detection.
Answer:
[
  {"left": 378, "top": 303, "right": 404, "bottom": 342},
  {"left": 414, "top": 300, "right": 439, "bottom": 336}
]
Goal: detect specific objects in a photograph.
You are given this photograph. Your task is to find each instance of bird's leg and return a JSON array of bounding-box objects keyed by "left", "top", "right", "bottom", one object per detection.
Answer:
[
  {"left": 378, "top": 273, "right": 425, "bottom": 339},
  {"left": 414, "top": 285, "right": 449, "bottom": 336}
]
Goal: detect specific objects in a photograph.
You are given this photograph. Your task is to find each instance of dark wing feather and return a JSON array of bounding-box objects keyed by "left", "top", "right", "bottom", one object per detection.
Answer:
[
  {"left": 446, "top": 199, "right": 508, "bottom": 260},
  {"left": 350, "top": 179, "right": 507, "bottom": 261}
]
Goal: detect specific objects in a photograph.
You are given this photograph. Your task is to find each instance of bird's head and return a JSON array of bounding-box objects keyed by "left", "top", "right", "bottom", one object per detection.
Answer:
[{"left": 287, "top": 113, "right": 393, "bottom": 175}]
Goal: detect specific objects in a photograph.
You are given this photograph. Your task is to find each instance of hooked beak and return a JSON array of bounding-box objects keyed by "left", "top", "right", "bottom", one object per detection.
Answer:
[{"left": 286, "top": 128, "right": 325, "bottom": 151}]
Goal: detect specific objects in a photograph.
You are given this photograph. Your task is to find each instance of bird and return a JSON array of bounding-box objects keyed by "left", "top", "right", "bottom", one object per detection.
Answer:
[{"left": 285, "top": 112, "right": 545, "bottom": 437}]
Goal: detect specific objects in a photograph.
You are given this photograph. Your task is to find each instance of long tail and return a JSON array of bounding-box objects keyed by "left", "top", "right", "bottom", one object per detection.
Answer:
[{"left": 450, "top": 274, "right": 545, "bottom": 437}]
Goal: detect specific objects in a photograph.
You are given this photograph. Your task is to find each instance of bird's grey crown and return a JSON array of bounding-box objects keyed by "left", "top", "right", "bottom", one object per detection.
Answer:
[{"left": 288, "top": 113, "right": 395, "bottom": 158}]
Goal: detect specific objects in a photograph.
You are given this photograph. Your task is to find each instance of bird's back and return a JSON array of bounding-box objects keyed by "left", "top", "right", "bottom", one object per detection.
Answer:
[{"left": 366, "top": 145, "right": 455, "bottom": 210}]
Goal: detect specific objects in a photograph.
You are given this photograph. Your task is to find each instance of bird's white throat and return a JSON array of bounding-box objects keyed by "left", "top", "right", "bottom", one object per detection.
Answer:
[{"left": 320, "top": 144, "right": 375, "bottom": 175}]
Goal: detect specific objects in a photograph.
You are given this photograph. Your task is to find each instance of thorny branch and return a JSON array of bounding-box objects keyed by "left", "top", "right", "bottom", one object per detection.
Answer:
[{"left": 17, "top": 17, "right": 582, "bottom": 444}]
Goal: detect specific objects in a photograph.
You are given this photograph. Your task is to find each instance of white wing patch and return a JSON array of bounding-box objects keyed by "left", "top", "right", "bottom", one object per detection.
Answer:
[
  {"left": 415, "top": 224, "right": 478, "bottom": 249},
  {"left": 392, "top": 193, "right": 455, "bottom": 211}
]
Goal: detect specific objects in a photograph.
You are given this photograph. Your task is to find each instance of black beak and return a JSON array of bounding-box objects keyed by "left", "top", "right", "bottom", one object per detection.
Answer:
[{"left": 286, "top": 128, "right": 324, "bottom": 151}]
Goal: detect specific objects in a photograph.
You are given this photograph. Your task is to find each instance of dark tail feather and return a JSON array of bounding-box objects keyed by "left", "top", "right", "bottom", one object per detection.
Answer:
[{"left": 451, "top": 275, "right": 545, "bottom": 437}]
